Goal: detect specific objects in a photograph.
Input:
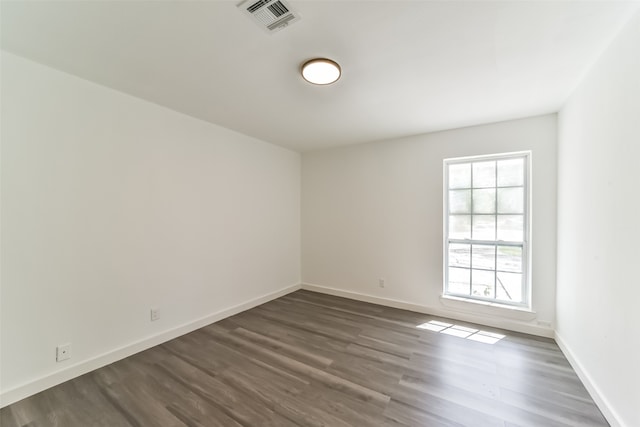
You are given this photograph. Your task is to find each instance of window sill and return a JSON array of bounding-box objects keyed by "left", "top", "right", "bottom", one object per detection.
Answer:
[{"left": 440, "top": 294, "right": 537, "bottom": 321}]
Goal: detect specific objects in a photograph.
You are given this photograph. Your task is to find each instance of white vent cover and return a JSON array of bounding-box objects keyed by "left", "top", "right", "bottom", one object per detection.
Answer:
[{"left": 237, "top": 0, "right": 301, "bottom": 33}]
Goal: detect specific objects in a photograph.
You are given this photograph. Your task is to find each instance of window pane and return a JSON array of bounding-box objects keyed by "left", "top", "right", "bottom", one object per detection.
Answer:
[
  {"left": 497, "top": 158, "right": 524, "bottom": 187},
  {"left": 496, "top": 272, "right": 523, "bottom": 303},
  {"left": 473, "top": 161, "right": 496, "bottom": 188},
  {"left": 497, "top": 246, "right": 522, "bottom": 273},
  {"left": 472, "top": 215, "right": 495, "bottom": 240},
  {"left": 473, "top": 189, "right": 496, "bottom": 214},
  {"left": 449, "top": 215, "right": 471, "bottom": 240},
  {"left": 444, "top": 154, "right": 528, "bottom": 306},
  {"left": 449, "top": 243, "right": 470, "bottom": 268},
  {"left": 449, "top": 163, "right": 471, "bottom": 189},
  {"left": 498, "top": 187, "right": 523, "bottom": 214},
  {"left": 472, "top": 244, "right": 495, "bottom": 270},
  {"left": 449, "top": 190, "right": 471, "bottom": 214},
  {"left": 497, "top": 215, "right": 523, "bottom": 241},
  {"left": 448, "top": 267, "right": 470, "bottom": 295},
  {"left": 472, "top": 269, "right": 495, "bottom": 298}
]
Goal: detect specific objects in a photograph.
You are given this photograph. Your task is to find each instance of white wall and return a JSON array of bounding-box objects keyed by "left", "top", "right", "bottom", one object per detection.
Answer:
[
  {"left": 556, "top": 11, "right": 640, "bottom": 427},
  {"left": 302, "top": 115, "right": 557, "bottom": 336},
  {"left": 0, "top": 52, "right": 301, "bottom": 405}
]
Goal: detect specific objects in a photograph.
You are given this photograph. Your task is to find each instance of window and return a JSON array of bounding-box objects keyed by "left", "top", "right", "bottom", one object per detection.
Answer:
[{"left": 444, "top": 152, "right": 530, "bottom": 307}]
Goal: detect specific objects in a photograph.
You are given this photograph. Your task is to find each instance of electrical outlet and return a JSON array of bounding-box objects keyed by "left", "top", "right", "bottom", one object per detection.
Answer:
[
  {"left": 150, "top": 308, "right": 159, "bottom": 322},
  {"left": 56, "top": 343, "right": 71, "bottom": 362},
  {"left": 379, "top": 278, "right": 385, "bottom": 288}
]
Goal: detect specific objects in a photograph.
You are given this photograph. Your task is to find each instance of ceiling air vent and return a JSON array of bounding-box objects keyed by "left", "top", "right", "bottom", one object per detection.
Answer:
[{"left": 238, "top": 0, "right": 301, "bottom": 33}]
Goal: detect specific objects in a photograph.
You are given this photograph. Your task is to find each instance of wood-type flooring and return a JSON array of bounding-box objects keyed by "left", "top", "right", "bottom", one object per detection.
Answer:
[{"left": 1, "top": 290, "right": 608, "bottom": 426}]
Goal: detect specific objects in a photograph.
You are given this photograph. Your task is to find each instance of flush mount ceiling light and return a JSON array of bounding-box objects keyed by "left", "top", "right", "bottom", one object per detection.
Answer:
[{"left": 301, "top": 58, "right": 341, "bottom": 85}]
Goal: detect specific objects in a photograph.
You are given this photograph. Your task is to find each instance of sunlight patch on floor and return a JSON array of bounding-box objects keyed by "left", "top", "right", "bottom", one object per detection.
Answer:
[{"left": 416, "top": 320, "right": 505, "bottom": 344}]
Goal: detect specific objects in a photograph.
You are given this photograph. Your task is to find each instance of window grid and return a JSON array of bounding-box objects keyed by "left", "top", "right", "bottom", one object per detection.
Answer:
[{"left": 444, "top": 153, "right": 529, "bottom": 307}]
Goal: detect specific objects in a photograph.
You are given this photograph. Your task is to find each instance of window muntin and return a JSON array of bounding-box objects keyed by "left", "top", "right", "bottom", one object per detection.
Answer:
[{"left": 444, "top": 153, "right": 530, "bottom": 306}]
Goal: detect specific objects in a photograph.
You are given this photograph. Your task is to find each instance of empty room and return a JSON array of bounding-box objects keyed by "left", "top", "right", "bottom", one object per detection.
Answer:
[{"left": 1, "top": 1, "right": 639, "bottom": 426}]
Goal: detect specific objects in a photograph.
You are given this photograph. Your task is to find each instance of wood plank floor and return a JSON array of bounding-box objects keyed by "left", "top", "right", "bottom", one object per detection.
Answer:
[{"left": 1, "top": 290, "right": 608, "bottom": 427}]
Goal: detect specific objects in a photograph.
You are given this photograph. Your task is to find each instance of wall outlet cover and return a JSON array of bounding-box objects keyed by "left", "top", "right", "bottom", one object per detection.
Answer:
[{"left": 56, "top": 343, "right": 71, "bottom": 362}]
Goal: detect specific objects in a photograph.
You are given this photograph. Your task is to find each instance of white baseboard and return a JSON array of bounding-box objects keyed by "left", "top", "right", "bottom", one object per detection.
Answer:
[
  {"left": 555, "top": 331, "right": 623, "bottom": 427},
  {"left": 4, "top": 282, "right": 618, "bottom": 426},
  {"left": 301, "top": 283, "right": 554, "bottom": 338},
  {"left": 0, "top": 283, "right": 301, "bottom": 408}
]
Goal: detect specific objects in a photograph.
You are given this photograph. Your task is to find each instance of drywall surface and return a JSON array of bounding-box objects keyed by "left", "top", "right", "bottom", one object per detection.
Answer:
[
  {"left": 557, "top": 11, "right": 640, "bottom": 427},
  {"left": 302, "top": 114, "right": 557, "bottom": 335},
  {"left": 0, "top": 52, "right": 300, "bottom": 402}
]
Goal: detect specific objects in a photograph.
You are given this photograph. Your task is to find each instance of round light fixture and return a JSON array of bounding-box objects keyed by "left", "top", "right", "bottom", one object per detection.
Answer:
[{"left": 301, "top": 58, "right": 341, "bottom": 85}]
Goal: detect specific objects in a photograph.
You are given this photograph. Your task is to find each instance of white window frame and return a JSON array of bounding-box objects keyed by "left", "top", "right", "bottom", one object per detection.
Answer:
[{"left": 443, "top": 151, "right": 531, "bottom": 308}]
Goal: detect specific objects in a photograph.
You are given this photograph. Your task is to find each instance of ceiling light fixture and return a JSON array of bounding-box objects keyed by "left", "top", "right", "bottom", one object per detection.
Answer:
[{"left": 301, "top": 58, "right": 341, "bottom": 85}]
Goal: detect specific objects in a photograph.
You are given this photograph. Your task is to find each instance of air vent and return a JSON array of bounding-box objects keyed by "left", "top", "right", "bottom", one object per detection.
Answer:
[{"left": 238, "top": 0, "right": 301, "bottom": 33}]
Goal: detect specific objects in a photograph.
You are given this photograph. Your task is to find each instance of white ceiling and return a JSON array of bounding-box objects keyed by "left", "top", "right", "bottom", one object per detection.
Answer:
[{"left": 2, "top": 1, "right": 638, "bottom": 152}]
